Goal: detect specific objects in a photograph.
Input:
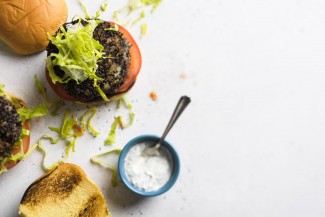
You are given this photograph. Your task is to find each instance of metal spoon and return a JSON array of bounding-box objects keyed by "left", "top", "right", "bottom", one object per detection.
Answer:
[{"left": 143, "top": 96, "right": 191, "bottom": 156}]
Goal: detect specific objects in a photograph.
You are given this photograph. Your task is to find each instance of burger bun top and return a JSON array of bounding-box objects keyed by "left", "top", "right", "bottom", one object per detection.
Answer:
[{"left": 0, "top": 0, "right": 68, "bottom": 55}]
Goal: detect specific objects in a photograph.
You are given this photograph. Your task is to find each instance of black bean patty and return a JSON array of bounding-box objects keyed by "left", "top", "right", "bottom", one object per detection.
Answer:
[
  {"left": 46, "top": 20, "right": 131, "bottom": 101},
  {"left": 0, "top": 96, "right": 22, "bottom": 160}
]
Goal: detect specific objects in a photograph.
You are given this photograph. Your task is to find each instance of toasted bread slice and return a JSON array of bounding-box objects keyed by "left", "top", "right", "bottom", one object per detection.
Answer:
[{"left": 19, "top": 163, "right": 112, "bottom": 217}]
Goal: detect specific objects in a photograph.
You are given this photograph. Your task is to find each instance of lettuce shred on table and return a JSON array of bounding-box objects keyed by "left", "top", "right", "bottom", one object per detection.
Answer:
[
  {"left": 81, "top": 107, "right": 100, "bottom": 137},
  {"left": 131, "top": 10, "right": 146, "bottom": 26},
  {"left": 90, "top": 149, "right": 122, "bottom": 187},
  {"left": 37, "top": 140, "right": 66, "bottom": 171},
  {"left": 34, "top": 74, "right": 48, "bottom": 103},
  {"left": 105, "top": 97, "right": 135, "bottom": 145},
  {"left": 34, "top": 74, "right": 65, "bottom": 116},
  {"left": 128, "top": 0, "right": 162, "bottom": 13},
  {"left": 141, "top": 23, "right": 147, "bottom": 36},
  {"left": 33, "top": 108, "right": 100, "bottom": 171}
]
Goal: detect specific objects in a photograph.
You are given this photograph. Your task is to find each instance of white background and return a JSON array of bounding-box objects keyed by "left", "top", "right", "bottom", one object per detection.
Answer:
[{"left": 1, "top": 0, "right": 325, "bottom": 216}]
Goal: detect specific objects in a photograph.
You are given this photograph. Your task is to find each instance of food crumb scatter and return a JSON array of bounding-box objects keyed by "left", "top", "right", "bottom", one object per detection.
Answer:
[
  {"left": 179, "top": 72, "right": 187, "bottom": 79},
  {"left": 149, "top": 91, "right": 158, "bottom": 101}
]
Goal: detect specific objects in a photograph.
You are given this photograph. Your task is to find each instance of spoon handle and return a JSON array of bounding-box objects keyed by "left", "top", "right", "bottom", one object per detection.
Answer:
[{"left": 158, "top": 96, "right": 191, "bottom": 145}]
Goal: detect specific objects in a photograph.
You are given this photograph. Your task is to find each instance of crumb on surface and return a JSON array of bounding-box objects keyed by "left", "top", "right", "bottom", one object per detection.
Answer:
[
  {"left": 149, "top": 91, "right": 158, "bottom": 101},
  {"left": 179, "top": 72, "right": 187, "bottom": 79}
]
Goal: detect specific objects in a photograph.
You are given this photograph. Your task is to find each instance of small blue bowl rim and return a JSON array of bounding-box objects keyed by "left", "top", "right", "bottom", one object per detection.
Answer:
[{"left": 118, "top": 135, "right": 180, "bottom": 197}]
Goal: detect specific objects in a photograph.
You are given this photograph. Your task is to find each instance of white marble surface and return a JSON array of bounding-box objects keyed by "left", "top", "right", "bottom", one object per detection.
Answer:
[{"left": 1, "top": 0, "right": 325, "bottom": 216}]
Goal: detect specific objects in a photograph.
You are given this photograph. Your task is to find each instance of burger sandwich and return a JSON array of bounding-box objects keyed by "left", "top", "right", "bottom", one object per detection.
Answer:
[{"left": 45, "top": 18, "right": 142, "bottom": 103}]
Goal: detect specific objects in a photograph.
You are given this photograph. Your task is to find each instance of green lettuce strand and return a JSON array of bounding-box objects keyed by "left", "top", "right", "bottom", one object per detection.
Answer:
[
  {"left": 101, "top": 1, "right": 109, "bottom": 11},
  {"left": 141, "top": 23, "right": 147, "bottom": 36},
  {"left": 79, "top": 0, "right": 90, "bottom": 19},
  {"left": 37, "top": 141, "right": 66, "bottom": 171},
  {"left": 113, "top": 11, "right": 120, "bottom": 22},
  {"left": 65, "top": 136, "right": 78, "bottom": 155},
  {"left": 128, "top": 0, "right": 162, "bottom": 12},
  {"left": 9, "top": 143, "right": 38, "bottom": 162},
  {"left": 119, "top": 97, "right": 135, "bottom": 128},
  {"left": 90, "top": 149, "right": 122, "bottom": 187},
  {"left": 0, "top": 84, "right": 5, "bottom": 96},
  {"left": 60, "top": 111, "right": 79, "bottom": 138},
  {"left": 48, "top": 127, "right": 61, "bottom": 133},
  {"left": 131, "top": 10, "right": 146, "bottom": 26},
  {"left": 17, "top": 103, "right": 48, "bottom": 123},
  {"left": 105, "top": 116, "right": 122, "bottom": 145},
  {"left": 81, "top": 108, "right": 100, "bottom": 137},
  {"left": 0, "top": 158, "right": 9, "bottom": 174},
  {"left": 41, "top": 135, "right": 62, "bottom": 144},
  {"left": 34, "top": 75, "right": 48, "bottom": 102},
  {"left": 105, "top": 97, "right": 135, "bottom": 145},
  {"left": 50, "top": 98, "right": 65, "bottom": 116}
]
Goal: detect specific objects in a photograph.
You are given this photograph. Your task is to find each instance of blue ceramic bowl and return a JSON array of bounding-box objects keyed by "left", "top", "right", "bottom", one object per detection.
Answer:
[{"left": 118, "top": 135, "right": 180, "bottom": 197}]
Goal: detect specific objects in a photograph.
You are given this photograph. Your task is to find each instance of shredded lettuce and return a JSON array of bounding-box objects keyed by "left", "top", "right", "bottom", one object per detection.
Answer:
[
  {"left": 79, "top": 0, "right": 90, "bottom": 19},
  {"left": 46, "top": 19, "right": 109, "bottom": 101},
  {"left": 101, "top": 1, "right": 109, "bottom": 11},
  {"left": 42, "top": 134, "right": 62, "bottom": 144},
  {"left": 34, "top": 108, "right": 101, "bottom": 171},
  {"left": 34, "top": 74, "right": 65, "bottom": 116},
  {"left": 121, "top": 97, "right": 135, "bottom": 127},
  {"left": 131, "top": 10, "right": 146, "bottom": 26},
  {"left": 9, "top": 143, "right": 38, "bottom": 162},
  {"left": 17, "top": 103, "right": 48, "bottom": 123},
  {"left": 90, "top": 149, "right": 122, "bottom": 187},
  {"left": 105, "top": 23, "right": 119, "bottom": 31},
  {"left": 47, "top": 21, "right": 104, "bottom": 84},
  {"left": 37, "top": 140, "right": 66, "bottom": 171},
  {"left": 141, "top": 23, "right": 147, "bottom": 36},
  {"left": 49, "top": 98, "right": 65, "bottom": 116},
  {"left": 34, "top": 75, "right": 48, "bottom": 103},
  {"left": 105, "top": 116, "right": 122, "bottom": 145},
  {"left": 105, "top": 97, "right": 135, "bottom": 145},
  {"left": 129, "top": 0, "right": 162, "bottom": 13},
  {"left": 0, "top": 84, "right": 5, "bottom": 96},
  {"left": 113, "top": 11, "right": 120, "bottom": 22},
  {"left": 81, "top": 108, "right": 100, "bottom": 137}
]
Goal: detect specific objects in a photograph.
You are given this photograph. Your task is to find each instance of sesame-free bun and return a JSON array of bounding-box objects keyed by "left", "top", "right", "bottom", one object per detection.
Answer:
[{"left": 0, "top": 0, "right": 68, "bottom": 55}]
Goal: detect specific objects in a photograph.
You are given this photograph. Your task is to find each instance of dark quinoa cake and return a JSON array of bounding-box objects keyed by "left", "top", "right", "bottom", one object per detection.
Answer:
[
  {"left": 46, "top": 20, "right": 131, "bottom": 101},
  {"left": 0, "top": 96, "right": 22, "bottom": 161}
]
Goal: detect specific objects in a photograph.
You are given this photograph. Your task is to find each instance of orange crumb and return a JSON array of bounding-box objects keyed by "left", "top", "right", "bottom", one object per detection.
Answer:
[
  {"left": 149, "top": 91, "right": 158, "bottom": 101},
  {"left": 180, "top": 72, "right": 187, "bottom": 79},
  {"left": 73, "top": 124, "right": 84, "bottom": 137},
  {"left": 35, "top": 117, "right": 41, "bottom": 123}
]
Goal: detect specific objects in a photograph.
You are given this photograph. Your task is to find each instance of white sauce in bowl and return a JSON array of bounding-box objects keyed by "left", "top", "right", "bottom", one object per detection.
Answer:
[{"left": 124, "top": 141, "right": 173, "bottom": 191}]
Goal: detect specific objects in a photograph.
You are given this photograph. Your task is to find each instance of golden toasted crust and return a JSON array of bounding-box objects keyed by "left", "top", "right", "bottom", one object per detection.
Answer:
[
  {"left": 0, "top": 0, "right": 68, "bottom": 55},
  {"left": 19, "top": 163, "right": 111, "bottom": 217}
]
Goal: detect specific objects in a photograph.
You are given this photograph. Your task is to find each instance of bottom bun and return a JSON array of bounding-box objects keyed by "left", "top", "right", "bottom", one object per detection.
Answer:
[
  {"left": 45, "top": 69, "right": 135, "bottom": 104},
  {"left": 3, "top": 93, "right": 30, "bottom": 170}
]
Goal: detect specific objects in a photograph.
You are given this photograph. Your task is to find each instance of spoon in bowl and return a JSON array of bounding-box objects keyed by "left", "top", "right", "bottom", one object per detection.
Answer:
[{"left": 142, "top": 95, "right": 191, "bottom": 156}]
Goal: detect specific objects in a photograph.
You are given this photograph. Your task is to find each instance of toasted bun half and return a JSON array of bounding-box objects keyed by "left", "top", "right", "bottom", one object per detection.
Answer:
[
  {"left": 3, "top": 93, "right": 30, "bottom": 170},
  {"left": 19, "top": 163, "right": 112, "bottom": 217},
  {"left": 0, "top": 0, "right": 68, "bottom": 55}
]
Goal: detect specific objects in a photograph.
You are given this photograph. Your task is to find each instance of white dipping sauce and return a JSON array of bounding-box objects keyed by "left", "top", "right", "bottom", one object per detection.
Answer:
[{"left": 124, "top": 141, "right": 173, "bottom": 191}]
